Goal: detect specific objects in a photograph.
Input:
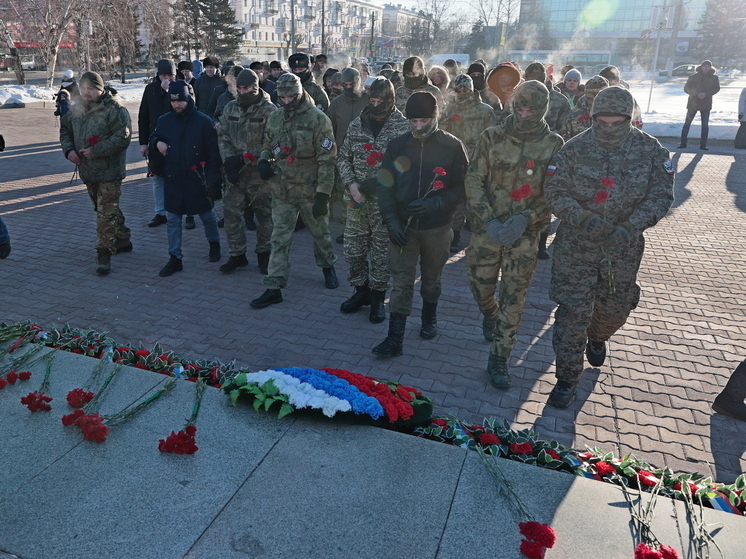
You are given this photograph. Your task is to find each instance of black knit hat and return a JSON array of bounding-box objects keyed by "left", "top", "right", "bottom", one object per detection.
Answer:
[
  {"left": 405, "top": 91, "right": 437, "bottom": 119},
  {"left": 168, "top": 80, "right": 191, "bottom": 102},
  {"left": 80, "top": 71, "right": 105, "bottom": 91},
  {"left": 236, "top": 69, "right": 258, "bottom": 88},
  {"left": 202, "top": 55, "right": 219, "bottom": 69},
  {"left": 177, "top": 60, "right": 193, "bottom": 72},
  {"left": 157, "top": 59, "right": 176, "bottom": 76},
  {"left": 270, "top": 60, "right": 282, "bottom": 69},
  {"left": 467, "top": 62, "right": 486, "bottom": 75},
  {"left": 403, "top": 56, "right": 425, "bottom": 77}
]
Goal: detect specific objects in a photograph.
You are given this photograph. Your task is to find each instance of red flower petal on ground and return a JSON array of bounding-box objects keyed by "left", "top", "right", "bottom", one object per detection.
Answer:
[
  {"left": 518, "top": 522, "right": 556, "bottom": 548},
  {"left": 479, "top": 432, "right": 501, "bottom": 446},
  {"left": 433, "top": 166, "right": 447, "bottom": 176},
  {"left": 432, "top": 180, "right": 445, "bottom": 190},
  {"left": 363, "top": 142, "right": 374, "bottom": 150},
  {"left": 87, "top": 134, "right": 101, "bottom": 146},
  {"left": 600, "top": 176, "right": 616, "bottom": 189},
  {"left": 658, "top": 545, "right": 679, "bottom": 559},
  {"left": 135, "top": 349, "right": 151, "bottom": 358},
  {"left": 6, "top": 371, "right": 18, "bottom": 384},
  {"left": 594, "top": 190, "right": 609, "bottom": 204},
  {"left": 18, "top": 371, "right": 31, "bottom": 381},
  {"left": 519, "top": 539, "right": 547, "bottom": 559},
  {"left": 286, "top": 155, "right": 296, "bottom": 164},
  {"left": 509, "top": 442, "right": 534, "bottom": 455},
  {"left": 0, "top": 378, "right": 7, "bottom": 390},
  {"left": 243, "top": 152, "right": 256, "bottom": 161},
  {"left": 595, "top": 461, "right": 615, "bottom": 476}
]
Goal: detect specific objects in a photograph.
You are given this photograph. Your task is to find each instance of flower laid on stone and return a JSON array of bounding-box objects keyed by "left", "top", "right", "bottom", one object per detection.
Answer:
[
  {"left": 159, "top": 379, "right": 206, "bottom": 455},
  {"left": 634, "top": 542, "right": 679, "bottom": 559},
  {"left": 66, "top": 388, "right": 94, "bottom": 408},
  {"left": 20, "top": 391, "right": 53, "bottom": 412}
]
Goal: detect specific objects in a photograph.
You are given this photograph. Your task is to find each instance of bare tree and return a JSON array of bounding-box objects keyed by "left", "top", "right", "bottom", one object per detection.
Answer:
[{"left": 0, "top": 17, "right": 25, "bottom": 84}]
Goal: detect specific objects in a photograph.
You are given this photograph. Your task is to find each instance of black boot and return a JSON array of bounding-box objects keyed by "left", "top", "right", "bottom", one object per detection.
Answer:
[
  {"left": 713, "top": 360, "right": 746, "bottom": 421},
  {"left": 369, "top": 290, "right": 386, "bottom": 324},
  {"left": 257, "top": 252, "right": 270, "bottom": 275},
  {"left": 114, "top": 239, "right": 133, "bottom": 254},
  {"left": 323, "top": 266, "right": 339, "bottom": 289},
  {"left": 372, "top": 313, "right": 406, "bottom": 358},
  {"left": 220, "top": 254, "right": 249, "bottom": 274},
  {"left": 487, "top": 354, "right": 510, "bottom": 389},
  {"left": 209, "top": 241, "right": 221, "bottom": 262},
  {"left": 185, "top": 216, "right": 196, "bottom": 229},
  {"left": 0, "top": 241, "right": 10, "bottom": 259},
  {"left": 548, "top": 379, "right": 579, "bottom": 408},
  {"left": 250, "top": 288, "right": 283, "bottom": 309},
  {"left": 450, "top": 230, "right": 461, "bottom": 253},
  {"left": 340, "top": 285, "right": 371, "bottom": 313},
  {"left": 537, "top": 232, "right": 550, "bottom": 260},
  {"left": 96, "top": 248, "right": 111, "bottom": 276},
  {"left": 420, "top": 300, "right": 438, "bottom": 340},
  {"left": 159, "top": 255, "right": 183, "bottom": 277},
  {"left": 586, "top": 339, "right": 606, "bottom": 367},
  {"left": 482, "top": 314, "right": 496, "bottom": 342}
]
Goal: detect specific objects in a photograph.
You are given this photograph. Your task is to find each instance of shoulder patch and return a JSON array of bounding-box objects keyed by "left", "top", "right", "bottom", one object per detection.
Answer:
[
  {"left": 663, "top": 159, "right": 674, "bottom": 174},
  {"left": 321, "top": 138, "right": 334, "bottom": 151},
  {"left": 545, "top": 165, "right": 556, "bottom": 176}
]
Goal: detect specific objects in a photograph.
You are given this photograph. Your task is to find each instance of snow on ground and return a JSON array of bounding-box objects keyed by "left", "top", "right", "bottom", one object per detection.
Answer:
[{"left": 2, "top": 74, "right": 744, "bottom": 139}]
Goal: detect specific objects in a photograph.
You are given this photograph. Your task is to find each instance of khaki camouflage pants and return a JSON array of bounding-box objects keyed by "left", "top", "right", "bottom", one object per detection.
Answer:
[
  {"left": 550, "top": 230, "right": 644, "bottom": 381},
  {"left": 86, "top": 180, "right": 130, "bottom": 254},
  {"left": 466, "top": 228, "right": 540, "bottom": 358},
  {"left": 330, "top": 170, "right": 347, "bottom": 225},
  {"left": 388, "top": 224, "right": 452, "bottom": 316},
  {"left": 343, "top": 200, "right": 389, "bottom": 291},
  {"left": 223, "top": 179, "right": 273, "bottom": 256},
  {"left": 263, "top": 196, "right": 337, "bottom": 289},
  {"left": 450, "top": 202, "right": 467, "bottom": 232}
]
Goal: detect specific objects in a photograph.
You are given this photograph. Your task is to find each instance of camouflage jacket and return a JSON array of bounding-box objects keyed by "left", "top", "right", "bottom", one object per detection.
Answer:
[
  {"left": 546, "top": 90, "right": 571, "bottom": 133},
  {"left": 464, "top": 123, "right": 564, "bottom": 234},
  {"left": 561, "top": 95, "right": 593, "bottom": 140},
  {"left": 441, "top": 95, "right": 496, "bottom": 156},
  {"left": 544, "top": 127, "right": 674, "bottom": 244},
  {"left": 302, "top": 77, "right": 330, "bottom": 112},
  {"left": 394, "top": 82, "right": 444, "bottom": 116},
  {"left": 217, "top": 90, "right": 277, "bottom": 182},
  {"left": 59, "top": 88, "right": 132, "bottom": 183},
  {"left": 337, "top": 107, "right": 410, "bottom": 201},
  {"left": 260, "top": 91, "right": 336, "bottom": 197}
]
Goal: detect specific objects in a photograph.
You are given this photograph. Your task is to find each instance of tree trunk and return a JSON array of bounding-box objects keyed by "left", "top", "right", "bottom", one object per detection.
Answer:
[{"left": 0, "top": 19, "right": 25, "bottom": 85}]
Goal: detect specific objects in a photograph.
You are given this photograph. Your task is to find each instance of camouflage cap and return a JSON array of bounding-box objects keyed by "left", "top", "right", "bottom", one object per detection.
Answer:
[
  {"left": 330, "top": 72, "right": 343, "bottom": 86},
  {"left": 276, "top": 73, "right": 302, "bottom": 96},
  {"left": 340, "top": 66, "right": 361, "bottom": 85},
  {"left": 452, "top": 73, "right": 473, "bottom": 91},
  {"left": 523, "top": 62, "right": 546, "bottom": 82},
  {"left": 511, "top": 79, "right": 550, "bottom": 115},
  {"left": 585, "top": 75, "right": 609, "bottom": 94},
  {"left": 591, "top": 86, "right": 634, "bottom": 118}
]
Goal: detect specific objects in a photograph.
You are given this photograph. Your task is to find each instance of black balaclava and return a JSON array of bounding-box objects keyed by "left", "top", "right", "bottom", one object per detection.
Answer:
[
  {"left": 236, "top": 69, "right": 260, "bottom": 107},
  {"left": 591, "top": 86, "right": 635, "bottom": 150},
  {"left": 368, "top": 77, "right": 395, "bottom": 122},
  {"left": 341, "top": 67, "right": 362, "bottom": 99}
]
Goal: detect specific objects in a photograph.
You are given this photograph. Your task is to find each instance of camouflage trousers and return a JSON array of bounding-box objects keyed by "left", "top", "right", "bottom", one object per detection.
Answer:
[
  {"left": 550, "top": 230, "right": 644, "bottom": 381},
  {"left": 450, "top": 202, "right": 467, "bottom": 231},
  {"left": 86, "top": 180, "right": 130, "bottom": 254},
  {"left": 330, "top": 171, "right": 347, "bottom": 225},
  {"left": 466, "top": 228, "right": 540, "bottom": 358},
  {"left": 263, "top": 196, "right": 338, "bottom": 289},
  {"left": 388, "top": 224, "right": 452, "bottom": 316},
  {"left": 344, "top": 201, "right": 389, "bottom": 291},
  {"left": 223, "top": 180, "right": 273, "bottom": 256}
]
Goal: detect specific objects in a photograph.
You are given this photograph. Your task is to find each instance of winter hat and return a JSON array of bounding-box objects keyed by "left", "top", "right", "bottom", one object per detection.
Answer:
[
  {"left": 157, "top": 59, "right": 176, "bottom": 76},
  {"left": 584, "top": 75, "right": 610, "bottom": 99},
  {"left": 270, "top": 60, "right": 282, "bottom": 69},
  {"left": 62, "top": 69, "right": 74, "bottom": 79},
  {"left": 564, "top": 68, "right": 582, "bottom": 85},
  {"left": 168, "top": 80, "right": 191, "bottom": 102},
  {"left": 381, "top": 63, "right": 393, "bottom": 71},
  {"left": 331, "top": 72, "right": 343, "bottom": 86},
  {"left": 443, "top": 59, "right": 458, "bottom": 71},
  {"left": 80, "top": 71, "right": 105, "bottom": 91},
  {"left": 452, "top": 73, "right": 473, "bottom": 91},
  {"left": 598, "top": 66, "right": 620, "bottom": 85},
  {"left": 177, "top": 60, "right": 193, "bottom": 72},
  {"left": 403, "top": 56, "right": 425, "bottom": 77},
  {"left": 236, "top": 69, "right": 259, "bottom": 89},
  {"left": 226, "top": 65, "right": 244, "bottom": 80},
  {"left": 369, "top": 77, "right": 395, "bottom": 103},
  {"left": 276, "top": 72, "right": 302, "bottom": 96},
  {"left": 341, "top": 67, "right": 360, "bottom": 85},
  {"left": 288, "top": 53, "right": 310, "bottom": 69},
  {"left": 405, "top": 91, "right": 438, "bottom": 119},
  {"left": 324, "top": 67, "right": 339, "bottom": 82},
  {"left": 202, "top": 55, "right": 219, "bottom": 69},
  {"left": 467, "top": 62, "right": 486, "bottom": 75},
  {"left": 390, "top": 71, "right": 402, "bottom": 85},
  {"left": 358, "top": 62, "right": 371, "bottom": 74},
  {"left": 701, "top": 60, "right": 712, "bottom": 66},
  {"left": 524, "top": 62, "right": 546, "bottom": 83},
  {"left": 591, "top": 86, "right": 634, "bottom": 119}
]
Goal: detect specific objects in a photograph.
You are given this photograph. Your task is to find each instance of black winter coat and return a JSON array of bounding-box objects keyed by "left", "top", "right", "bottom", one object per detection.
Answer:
[
  {"left": 685, "top": 66, "right": 720, "bottom": 112},
  {"left": 138, "top": 80, "right": 171, "bottom": 145},
  {"left": 194, "top": 72, "right": 223, "bottom": 113},
  {"left": 150, "top": 100, "right": 221, "bottom": 216},
  {"left": 377, "top": 129, "right": 467, "bottom": 230}
]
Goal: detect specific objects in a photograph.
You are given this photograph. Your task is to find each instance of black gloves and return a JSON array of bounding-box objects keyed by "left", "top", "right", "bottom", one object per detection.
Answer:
[
  {"left": 312, "top": 192, "right": 330, "bottom": 218},
  {"left": 223, "top": 155, "right": 243, "bottom": 185},
  {"left": 577, "top": 211, "right": 614, "bottom": 241},
  {"left": 358, "top": 177, "right": 379, "bottom": 197},
  {"left": 258, "top": 159, "right": 274, "bottom": 181},
  {"left": 406, "top": 198, "right": 430, "bottom": 218},
  {"left": 383, "top": 214, "right": 407, "bottom": 247},
  {"left": 206, "top": 183, "right": 222, "bottom": 201}
]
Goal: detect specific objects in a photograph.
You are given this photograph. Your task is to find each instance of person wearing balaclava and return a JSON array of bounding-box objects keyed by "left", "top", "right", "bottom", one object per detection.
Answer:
[
  {"left": 544, "top": 86, "right": 674, "bottom": 408},
  {"left": 288, "top": 52, "right": 329, "bottom": 111},
  {"left": 322, "top": 67, "right": 339, "bottom": 97},
  {"left": 250, "top": 73, "right": 339, "bottom": 309},
  {"left": 149, "top": 80, "right": 223, "bottom": 278},
  {"left": 467, "top": 61, "right": 501, "bottom": 111},
  {"left": 561, "top": 75, "right": 609, "bottom": 140},
  {"left": 326, "top": 66, "right": 369, "bottom": 242},
  {"left": 559, "top": 68, "right": 584, "bottom": 109},
  {"left": 329, "top": 72, "right": 343, "bottom": 99},
  {"left": 217, "top": 69, "right": 278, "bottom": 276},
  {"left": 463, "top": 80, "right": 563, "bottom": 389},
  {"left": 394, "top": 56, "right": 444, "bottom": 117},
  {"left": 523, "top": 62, "right": 570, "bottom": 133},
  {"left": 60, "top": 71, "right": 133, "bottom": 276},
  {"left": 441, "top": 73, "right": 496, "bottom": 253},
  {"left": 373, "top": 91, "right": 467, "bottom": 358},
  {"left": 336, "top": 77, "right": 410, "bottom": 325}
]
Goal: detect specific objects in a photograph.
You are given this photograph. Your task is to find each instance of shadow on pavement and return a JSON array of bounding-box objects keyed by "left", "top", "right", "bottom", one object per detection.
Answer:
[
  {"left": 709, "top": 413, "right": 746, "bottom": 484},
  {"left": 724, "top": 154, "right": 746, "bottom": 213},
  {"left": 670, "top": 150, "right": 702, "bottom": 210}
]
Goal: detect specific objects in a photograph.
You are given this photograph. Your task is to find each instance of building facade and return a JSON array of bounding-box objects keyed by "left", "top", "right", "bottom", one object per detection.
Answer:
[{"left": 381, "top": 3, "right": 432, "bottom": 58}]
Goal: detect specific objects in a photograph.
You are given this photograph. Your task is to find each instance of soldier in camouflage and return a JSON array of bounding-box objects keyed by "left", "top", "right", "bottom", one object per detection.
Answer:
[
  {"left": 441, "top": 73, "right": 496, "bottom": 252},
  {"left": 337, "top": 77, "right": 410, "bottom": 323},
  {"left": 217, "top": 69, "right": 277, "bottom": 275},
  {"left": 395, "top": 56, "right": 445, "bottom": 117},
  {"left": 464, "top": 80, "right": 564, "bottom": 388},
  {"left": 60, "top": 71, "right": 132, "bottom": 276},
  {"left": 250, "top": 73, "right": 339, "bottom": 309},
  {"left": 523, "top": 62, "right": 571, "bottom": 133},
  {"left": 560, "top": 75, "right": 609, "bottom": 140},
  {"left": 288, "top": 53, "right": 329, "bottom": 112},
  {"left": 544, "top": 86, "right": 674, "bottom": 407}
]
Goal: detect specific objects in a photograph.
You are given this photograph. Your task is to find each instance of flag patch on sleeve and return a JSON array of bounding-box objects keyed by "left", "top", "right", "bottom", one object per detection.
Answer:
[
  {"left": 663, "top": 160, "right": 674, "bottom": 174},
  {"left": 321, "top": 138, "right": 334, "bottom": 151},
  {"left": 545, "top": 165, "right": 556, "bottom": 176}
]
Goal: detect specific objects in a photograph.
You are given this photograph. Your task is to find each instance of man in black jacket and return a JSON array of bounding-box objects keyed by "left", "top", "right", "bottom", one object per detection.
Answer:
[
  {"left": 374, "top": 91, "right": 468, "bottom": 357},
  {"left": 194, "top": 55, "right": 222, "bottom": 113},
  {"left": 679, "top": 60, "right": 720, "bottom": 150}
]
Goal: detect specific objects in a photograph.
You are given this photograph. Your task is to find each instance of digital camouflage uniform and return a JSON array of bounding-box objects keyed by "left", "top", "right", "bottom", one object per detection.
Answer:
[
  {"left": 337, "top": 104, "right": 410, "bottom": 291},
  {"left": 522, "top": 63, "right": 570, "bottom": 134},
  {"left": 561, "top": 76, "right": 609, "bottom": 140},
  {"left": 544, "top": 86, "right": 674, "bottom": 381},
  {"left": 302, "top": 76, "right": 330, "bottom": 112},
  {"left": 218, "top": 88, "right": 277, "bottom": 256},
  {"left": 60, "top": 87, "right": 132, "bottom": 254},
  {"left": 260, "top": 85, "right": 337, "bottom": 289},
  {"left": 464, "top": 81, "right": 564, "bottom": 359},
  {"left": 395, "top": 56, "right": 445, "bottom": 117}
]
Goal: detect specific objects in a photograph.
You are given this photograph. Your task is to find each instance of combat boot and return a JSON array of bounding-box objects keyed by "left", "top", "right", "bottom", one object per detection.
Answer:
[
  {"left": 209, "top": 241, "right": 221, "bottom": 262},
  {"left": 548, "top": 379, "right": 579, "bottom": 408},
  {"left": 713, "top": 360, "right": 746, "bottom": 422},
  {"left": 450, "top": 230, "right": 461, "bottom": 253},
  {"left": 250, "top": 288, "right": 283, "bottom": 309},
  {"left": 114, "top": 240, "right": 133, "bottom": 254},
  {"left": 420, "top": 300, "right": 438, "bottom": 340},
  {"left": 586, "top": 339, "right": 606, "bottom": 367},
  {"left": 0, "top": 241, "right": 11, "bottom": 259},
  {"left": 159, "top": 255, "right": 183, "bottom": 277},
  {"left": 219, "top": 254, "right": 248, "bottom": 274},
  {"left": 487, "top": 354, "right": 510, "bottom": 389},
  {"left": 537, "top": 232, "right": 550, "bottom": 260},
  {"left": 96, "top": 248, "right": 111, "bottom": 276},
  {"left": 369, "top": 290, "right": 386, "bottom": 324},
  {"left": 340, "top": 285, "right": 371, "bottom": 313},
  {"left": 323, "top": 266, "right": 339, "bottom": 289},
  {"left": 482, "top": 314, "right": 496, "bottom": 342},
  {"left": 257, "top": 252, "right": 270, "bottom": 275},
  {"left": 372, "top": 313, "right": 406, "bottom": 358}
]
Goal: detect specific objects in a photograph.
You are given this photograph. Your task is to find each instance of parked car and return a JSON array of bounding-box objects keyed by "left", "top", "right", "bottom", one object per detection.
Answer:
[{"left": 659, "top": 64, "right": 697, "bottom": 77}]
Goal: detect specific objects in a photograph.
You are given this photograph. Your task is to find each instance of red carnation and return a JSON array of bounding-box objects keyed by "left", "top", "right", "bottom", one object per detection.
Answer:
[
  {"left": 595, "top": 461, "right": 615, "bottom": 476},
  {"left": 18, "top": 371, "right": 32, "bottom": 381},
  {"left": 61, "top": 409, "right": 85, "bottom": 426},
  {"left": 190, "top": 165, "right": 198, "bottom": 171},
  {"left": 66, "top": 388, "right": 95, "bottom": 408},
  {"left": 594, "top": 190, "right": 609, "bottom": 204},
  {"left": 363, "top": 142, "right": 374, "bottom": 150},
  {"left": 510, "top": 441, "right": 534, "bottom": 455},
  {"left": 634, "top": 543, "right": 663, "bottom": 559},
  {"left": 6, "top": 371, "right": 18, "bottom": 384},
  {"left": 433, "top": 166, "right": 447, "bottom": 176},
  {"left": 135, "top": 349, "right": 151, "bottom": 358},
  {"left": 286, "top": 155, "right": 296, "bottom": 164},
  {"left": 518, "top": 522, "right": 556, "bottom": 548},
  {"left": 637, "top": 470, "right": 658, "bottom": 487},
  {"left": 0, "top": 378, "right": 7, "bottom": 390},
  {"left": 510, "top": 183, "right": 533, "bottom": 202},
  {"left": 600, "top": 176, "right": 616, "bottom": 189},
  {"left": 243, "top": 152, "right": 256, "bottom": 161},
  {"left": 281, "top": 145, "right": 291, "bottom": 154},
  {"left": 578, "top": 114, "right": 591, "bottom": 122},
  {"left": 659, "top": 545, "right": 679, "bottom": 559},
  {"left": 479, "top": 432, "right": 501, "bottom": 446},
  {"left": 546, "top": 449, "right": 561, "bottom": 460},
  {"left": 432, "top": 180, "right": 445, "bottom": 190},
  {"left": 451, "top": 114, "right": 462, "bottom": 122},
  {"left": 199, "top": 161, "right": 206, "bottom": 166},
  {"left": 20, "top": 391, "right": 53, "bottom": 412},
  {"left": 185, "top": 425, "right": 197, "bottom": 436},
  {"left": 519, "top": 539, "right": 547, "bottom": 559},
  {"left": 366, "top": 150, "right": 384, "bottom": 167},
  {"left": 87, "top": 134, "right": 101, "bottom": 146},
  {"left": 431, "top": 418, "right": 448, "bottom": 428}
]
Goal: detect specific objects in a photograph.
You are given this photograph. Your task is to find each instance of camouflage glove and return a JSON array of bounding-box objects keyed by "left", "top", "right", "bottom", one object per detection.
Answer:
[
  {"left": 493, "top": 214, "right": 528, "bottom": 246},
  {"left": 577, "top": 211, "right": 614, "bottom": 241},
  {"left": 312, "top": 192, "right": 330, "bottom": 218},
  {"left": 258, "top": 159, "right": 274, "bottom": 181},
  {"left": 605, "top": 222, "right": 635, "bottom": 249},
  {"left": 223, "top": 155, "right": 243, "bottom": 185},
  {"left": 383, "top": 214, "right": 407, "bottom": 247},
  {"left": 206, "top": 183, "right": 223, "bottom": 201},
  {"left": 483, "top": 219, "right": 505, "bottom": 244}
]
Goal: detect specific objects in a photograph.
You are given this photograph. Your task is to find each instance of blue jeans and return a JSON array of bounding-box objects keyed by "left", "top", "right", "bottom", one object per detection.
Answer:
[
  {"left": 0, "top": 215, "right": 8, "bottom": 244},
  {"left": 166, "top": 210, "right": 219, "bottom": 259},
  {"left": 152, "top": 175, "right": 165, "bottom": 215},
  {"left": 680, "top": 109, "right": 710, "bottom": 148}
]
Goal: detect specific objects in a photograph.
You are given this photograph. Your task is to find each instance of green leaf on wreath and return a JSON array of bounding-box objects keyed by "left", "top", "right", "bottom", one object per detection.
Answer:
[
  {"left": 278, "top": 403, "right": 294, "bottom": 418},
  {"left": 252, "top": 398, "right": 261, "bottom": 412},
  {"left": 234, "top": 372, "right": 247, "bottom": 386},
  {"left": 264, "top": 397, "right": 277, "bottom": 411},
  {"left": 262, "top": 379, "right": 280, "bottom": 396},
  {"left": 229, "top": 389, "right": 240, "bottom": 406},
  {"left": 734, "top": 474, "right": 746, "bottom": 491}
]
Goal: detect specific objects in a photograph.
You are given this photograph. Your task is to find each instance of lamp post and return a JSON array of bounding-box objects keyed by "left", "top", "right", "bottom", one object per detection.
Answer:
[{"left": 291, "top": 0, "right": 296, "bottom": 53}]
